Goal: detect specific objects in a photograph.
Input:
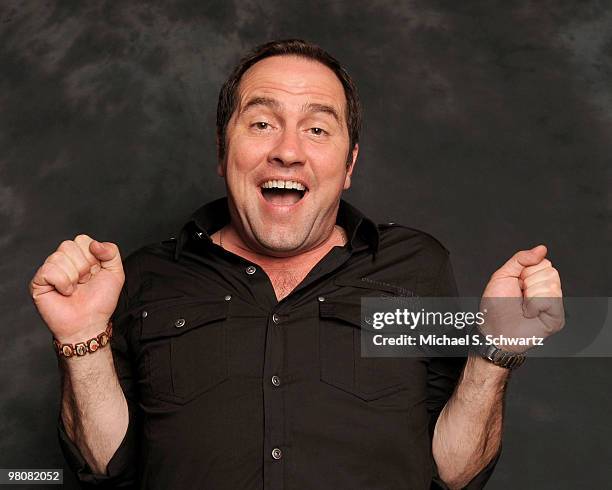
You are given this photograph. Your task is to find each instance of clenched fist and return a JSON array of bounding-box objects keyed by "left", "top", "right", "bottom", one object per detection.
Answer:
[
  {"left": 29, "top": 235, "right": 125, "bottom": 344},
  {"left": 480, "top": 244, "right": 565, "bottom": 353}
]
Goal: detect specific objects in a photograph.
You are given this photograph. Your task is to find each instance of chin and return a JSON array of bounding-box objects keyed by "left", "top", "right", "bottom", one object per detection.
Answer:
[{"left": 253, "top": 228, "right": 304, "bottom": 253}]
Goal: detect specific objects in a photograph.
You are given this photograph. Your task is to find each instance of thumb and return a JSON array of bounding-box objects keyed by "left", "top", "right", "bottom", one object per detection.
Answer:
[
  {"left": 492, "top": 244, "right": 548, "bottom": 279},
  {"left": 89, "top": 240, "right": 123, "bottom": 273}
]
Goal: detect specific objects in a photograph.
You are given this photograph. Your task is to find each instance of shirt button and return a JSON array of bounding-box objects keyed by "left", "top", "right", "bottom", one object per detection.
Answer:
[
  {"left": 271, "top": 375, "right": 281, "bottom": 387},
  {"left": 246, "top": 265, "right": 257, "bottom": 275},
  {"left": 174, "top": 318, "right": 186, "bottom": 328},
  {"left": 272, "top": 313, "right": 280, "bottom": 324},
  {"left": 317, "top": 296, "right": 325, "bottom": 302},
  {"left": 224, "top": 294, "right": 232, "bottom": 301},
  {"left": 141, "top": 310, "right": 148, "bottom": 319},
  {"left": 271, "top": 448, "right": 282, "bottom": 460}
]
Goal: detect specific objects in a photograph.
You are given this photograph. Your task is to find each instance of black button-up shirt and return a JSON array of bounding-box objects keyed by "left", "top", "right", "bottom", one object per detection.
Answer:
[{"left": 58, "top": 197, "right": 499, "bottom": 489}]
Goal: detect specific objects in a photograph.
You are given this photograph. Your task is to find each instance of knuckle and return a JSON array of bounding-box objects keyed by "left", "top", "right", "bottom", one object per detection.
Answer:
[
  {"left": 40, "top": 262, "right": 54, "bottom": 275},
  {"left": 46, "top": 251, "right": 64, "bottom": 263},
  {"left": 544, "top": 268, "right": 556, "bottom": 279},
  {"left": 59, "top": 239, "right": 73, "bottom": 249},
  {"left": 536, "top": 260, "right": 550, "bottom": 270},
  {"left": 40, "top": 263, "right": 63, "bottom": 284},
  {"left": 76, "top": 263, "right": 90, "bottom": 275}
]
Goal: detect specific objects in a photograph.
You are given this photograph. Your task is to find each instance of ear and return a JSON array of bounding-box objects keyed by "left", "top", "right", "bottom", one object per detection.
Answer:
[
  {"left": 216, "top": 134, "right": 226, "bottom": 177},
  {"left": 217, "top": 160, "right": 225, "bottom": 177},
  {"left": 343, "top": 143, "right": 359, "bottom": 190}
]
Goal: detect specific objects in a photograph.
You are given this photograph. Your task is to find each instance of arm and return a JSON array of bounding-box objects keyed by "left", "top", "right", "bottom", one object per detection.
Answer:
[
  {"left": 432, "top": 355, "right": 509, "bottom": 489},
  {"left": 432, "top": 245, "right": 564, "bottom": 488},
  {"left": 59, "top": 339, "right": 129, "bottom": 474},
  {"left": 30, "top": 235, "right": 139, "bottom": 485}
]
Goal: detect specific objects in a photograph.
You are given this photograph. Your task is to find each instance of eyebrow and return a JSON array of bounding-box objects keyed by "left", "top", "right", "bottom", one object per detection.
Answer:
[
  {"left": 302, "top": 102, "right": 341, "bottom": 125},
  {"left": 240, "top": 96, "right": 342, "bottom": 125},
  {"left": 240, "top": 96, "right": 282, "bottom": 115}
]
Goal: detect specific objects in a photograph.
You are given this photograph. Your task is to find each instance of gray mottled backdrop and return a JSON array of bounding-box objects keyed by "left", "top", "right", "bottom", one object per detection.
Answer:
[{"left": 1, "top": 1, "right": 610, "bottom": 488}]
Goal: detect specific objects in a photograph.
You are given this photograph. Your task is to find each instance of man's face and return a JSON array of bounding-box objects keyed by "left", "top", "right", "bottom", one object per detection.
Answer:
[{"left": 218, "top": 55, "right": 358, "bottom": 256}]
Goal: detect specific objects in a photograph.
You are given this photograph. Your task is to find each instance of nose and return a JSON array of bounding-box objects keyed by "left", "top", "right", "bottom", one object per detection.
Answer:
[{"left": 268, "top": 129, "right": 306, "bottom": 167}]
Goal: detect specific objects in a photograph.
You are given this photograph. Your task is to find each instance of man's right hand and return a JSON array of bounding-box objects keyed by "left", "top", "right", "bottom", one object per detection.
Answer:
[{"left": 29, "top": 235, "right": 125, "bottom": 344}]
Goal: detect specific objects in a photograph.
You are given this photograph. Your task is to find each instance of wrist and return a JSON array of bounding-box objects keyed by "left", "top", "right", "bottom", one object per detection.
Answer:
[
  {"left": 53, "top": 321, "right": 111, "bottom": 344},
  {"left": 53, "top": 322, "right": 113, "bottom": 359},
  {"left": 470, "top": 326, "right": 526, "bottom": 370},
  {"left": 466, "top": 353, "right": 512, "bottom": 380},
  {"left": 458, "top": 355, "right": 510, "bottom": 398}
]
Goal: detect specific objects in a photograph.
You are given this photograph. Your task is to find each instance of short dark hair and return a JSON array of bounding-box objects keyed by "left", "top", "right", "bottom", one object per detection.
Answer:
[{"left": 216, "top": 39, "right": 362, "bottom": 164}]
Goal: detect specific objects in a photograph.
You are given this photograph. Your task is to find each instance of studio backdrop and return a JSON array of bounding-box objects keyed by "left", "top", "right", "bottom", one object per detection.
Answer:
[{"left": 1, "top": 1, "right": 610, "bottom": 489}]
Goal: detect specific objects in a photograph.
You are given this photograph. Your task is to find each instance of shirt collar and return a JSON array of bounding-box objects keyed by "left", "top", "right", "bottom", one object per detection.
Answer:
[{"left": 174, "top": 196, "right": 380, "bottom": 260}]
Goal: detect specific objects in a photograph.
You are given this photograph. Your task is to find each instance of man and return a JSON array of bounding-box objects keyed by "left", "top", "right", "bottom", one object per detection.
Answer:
[{"left": 29, "top": 39, "right": 564, "bottom": 489}]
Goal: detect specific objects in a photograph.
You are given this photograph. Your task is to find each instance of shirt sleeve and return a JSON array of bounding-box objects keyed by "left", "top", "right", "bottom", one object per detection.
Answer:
[
  {"left": 56, "top": 255, "right": 142, "bottom": 489},
  {"left": 426, "top": 252, "right": 501, "bottom": 489}
]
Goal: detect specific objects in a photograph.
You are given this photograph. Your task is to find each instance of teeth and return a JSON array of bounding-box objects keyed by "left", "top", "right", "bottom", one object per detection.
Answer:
[{"left": 261, "top": 180, "right": 306, "bottom": 191}]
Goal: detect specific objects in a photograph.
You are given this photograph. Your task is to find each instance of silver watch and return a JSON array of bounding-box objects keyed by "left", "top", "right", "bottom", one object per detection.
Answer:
[
  {"left": 473, "top": 342, "right": 526, "bottom": 369},
  {"left": 471, "top": 327, "right": 526, "bottom": 369}
]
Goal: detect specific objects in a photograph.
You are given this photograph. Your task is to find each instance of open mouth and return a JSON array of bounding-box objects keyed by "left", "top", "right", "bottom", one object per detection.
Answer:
[{"left": 260, "top": 179, "right": 308, "bottom": 206}]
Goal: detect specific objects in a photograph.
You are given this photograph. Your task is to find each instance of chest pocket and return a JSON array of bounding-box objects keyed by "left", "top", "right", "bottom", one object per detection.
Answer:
[
  {"left": 139, "top": 298, "right": 229, "bottom": 405},
  {"left": 318, "top": 280, "right": 424, "bottom": 402}
]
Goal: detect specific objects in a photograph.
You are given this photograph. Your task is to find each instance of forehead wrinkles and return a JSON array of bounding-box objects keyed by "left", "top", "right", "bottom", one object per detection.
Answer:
[
  {"left": 235, "top": 57, "right": 347, "bottom": 124},
  {"left": 239, "top": 85, "right": 344, "bottom": 116}
]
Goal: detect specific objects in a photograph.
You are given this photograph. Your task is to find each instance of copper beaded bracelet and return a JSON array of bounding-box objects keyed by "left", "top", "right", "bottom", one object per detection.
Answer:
[{"left": 53, "top": 321, "right": 113, "bottom": 358}]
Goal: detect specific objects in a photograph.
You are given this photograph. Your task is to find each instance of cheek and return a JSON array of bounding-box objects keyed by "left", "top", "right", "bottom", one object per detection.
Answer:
[
  {"left": 227, "top": 136, "right": 268, "bottom": 173},
  {"left": 309, "top": 146, "right": 349, "bottom": 185},
  {"left": 309, "top": 135, "right": 349, "bottom": 163}
]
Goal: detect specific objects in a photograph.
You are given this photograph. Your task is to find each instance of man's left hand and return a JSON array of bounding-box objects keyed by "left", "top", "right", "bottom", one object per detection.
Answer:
[{"left": 479, "top": 245, "right": 565, "bottom": 353}]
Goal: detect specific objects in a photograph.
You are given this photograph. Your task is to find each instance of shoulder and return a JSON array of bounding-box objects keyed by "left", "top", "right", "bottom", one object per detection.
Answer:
[
  {"left": 365, "top": 222, "right": 455, "bottom": 296},
  {"left": 377, "top": 222, "right": 450, "bottom": 262},
  {"left": 120, "top": 238, "right": 179, "bottom": 289},
  {"left": 123, "top": 237, "right": 176, "bottom": 266}
]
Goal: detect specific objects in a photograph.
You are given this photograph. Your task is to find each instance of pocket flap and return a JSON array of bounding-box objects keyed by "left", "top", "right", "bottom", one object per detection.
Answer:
[
  {"left": 140, "top": 300, "right": 229, "bottom": 341},
  {"left": 333, "top": 276, "right": 416, "bottom": 297},
  {"left": 319, "top": 299, "right": 364, "bottom": 329}
]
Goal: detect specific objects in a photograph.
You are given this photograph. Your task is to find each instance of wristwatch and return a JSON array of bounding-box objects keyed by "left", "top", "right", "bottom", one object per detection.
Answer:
[{"left": 471, "top": 328, "right": 526, "bottom": 370}]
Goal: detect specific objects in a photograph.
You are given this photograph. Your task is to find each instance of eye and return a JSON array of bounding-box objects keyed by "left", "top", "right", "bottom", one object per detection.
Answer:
[
  {"left": 309, "top": 127, "right": 327, "bottom": 136},
  {"left": 252, "top": 122, "right": 271, "bottom": 131}
]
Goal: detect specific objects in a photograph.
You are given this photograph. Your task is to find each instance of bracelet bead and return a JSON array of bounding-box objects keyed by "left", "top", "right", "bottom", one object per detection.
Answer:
[{"left": 53, "top": 322, "right": 113, "bottom": 358}]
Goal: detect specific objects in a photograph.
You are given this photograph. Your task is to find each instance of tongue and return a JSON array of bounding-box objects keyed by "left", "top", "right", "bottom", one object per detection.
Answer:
[{"left": 262, "top": 188, "right": 303, "bottom": 205}]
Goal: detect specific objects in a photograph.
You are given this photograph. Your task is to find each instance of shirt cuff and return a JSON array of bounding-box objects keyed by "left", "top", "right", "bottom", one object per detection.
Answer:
[{"left": 57, "top": 402, "right": 139, "bottom": 488}]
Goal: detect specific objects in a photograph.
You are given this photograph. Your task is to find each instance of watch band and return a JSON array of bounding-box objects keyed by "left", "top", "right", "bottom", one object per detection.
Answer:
[
  {"left": 53, "top": 321, "right": 113, "bottom": 359},
  {"left": 474, "top": 342, "right": 526, "bottom": 369},
  {"left": 472, "top": 327, "right": 526, "bottom": 369}
]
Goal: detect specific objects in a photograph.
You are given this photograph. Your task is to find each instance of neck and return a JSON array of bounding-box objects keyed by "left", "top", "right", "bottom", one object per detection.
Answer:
[{"left": 215, "top": 224, "right": 347, "bottom": 270}]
